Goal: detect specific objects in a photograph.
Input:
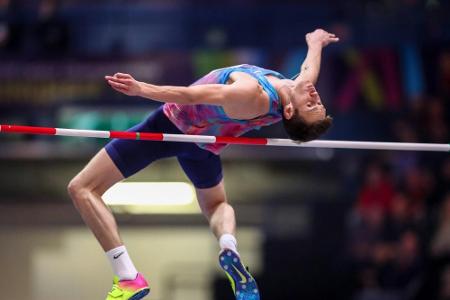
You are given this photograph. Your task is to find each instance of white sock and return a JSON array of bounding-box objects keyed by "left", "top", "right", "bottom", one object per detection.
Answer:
[
  {"left": 219, "top": 233, "right": 239, "bottom": 255},
  {"left": 106, "top": 245, "right": 138, "bottom": 281}
]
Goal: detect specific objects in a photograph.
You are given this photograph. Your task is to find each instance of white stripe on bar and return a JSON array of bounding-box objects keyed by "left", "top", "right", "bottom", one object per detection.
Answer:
[
  {"left": 266, "top": 139, "right": 301, "bottom": 147},
  {"left": 55, "top": 128, "right": 110, "bottom": 139},
  {"left": 268, "top": 139, "right": 449, "bottom": 152},
  {"left": 163, "top": 133, "right": 216, "bottom": 144}
]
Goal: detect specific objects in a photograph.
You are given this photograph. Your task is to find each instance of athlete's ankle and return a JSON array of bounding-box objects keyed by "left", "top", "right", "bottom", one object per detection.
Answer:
[
  {"left": 219, "top": 233, "right": 239, "bottom": 255},
  {"left": 106, "top": 245, "right": 138, "bottom": 281}
]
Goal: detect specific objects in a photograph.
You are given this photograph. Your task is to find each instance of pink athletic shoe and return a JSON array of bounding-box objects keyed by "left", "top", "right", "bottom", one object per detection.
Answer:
[{"left": 106, "top": 273, "right": 150, "bottom": 300}]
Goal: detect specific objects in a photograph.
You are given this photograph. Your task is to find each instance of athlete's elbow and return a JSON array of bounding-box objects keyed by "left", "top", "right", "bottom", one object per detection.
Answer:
[
  {"left": 181, "top": 95, "right": 195, "bottom": 105},
  {"left": 171, "top": 87, "right": 196, "bottom": 105},
  {"left": 184, "top": 94, "right": 201, "bottom": 105}
]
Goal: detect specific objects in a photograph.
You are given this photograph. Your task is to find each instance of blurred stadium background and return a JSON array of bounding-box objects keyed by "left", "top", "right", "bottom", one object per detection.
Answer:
[{"left": 0, "top": 0, "right": 449, "bottom": 300}]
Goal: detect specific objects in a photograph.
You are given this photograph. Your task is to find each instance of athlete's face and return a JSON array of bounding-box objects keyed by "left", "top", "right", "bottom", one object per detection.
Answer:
[{"left": 283, "top": 80, "right": 326, "bottom": 124}]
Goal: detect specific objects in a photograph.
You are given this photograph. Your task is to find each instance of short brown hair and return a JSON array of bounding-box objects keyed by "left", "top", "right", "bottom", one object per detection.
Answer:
[{"left": 282, "top": 109, "right": 333, "bottom": 142}]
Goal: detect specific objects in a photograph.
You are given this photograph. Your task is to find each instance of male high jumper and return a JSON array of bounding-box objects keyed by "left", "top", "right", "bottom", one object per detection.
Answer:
[{"left": 67, "top": 28, "right": 339, "bottom": 300}]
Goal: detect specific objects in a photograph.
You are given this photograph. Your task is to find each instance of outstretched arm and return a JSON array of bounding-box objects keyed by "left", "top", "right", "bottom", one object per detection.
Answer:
[
  {"left": 105, "top": 73, "right": 260, "bottom": 106},
  {"left": 294, "top": 29, "right": 339, "bottom": 85}
]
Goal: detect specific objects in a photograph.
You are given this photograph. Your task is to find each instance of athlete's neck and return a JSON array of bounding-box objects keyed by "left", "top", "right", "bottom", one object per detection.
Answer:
[{"left": 265, "top": 75, "right": 292, "bottom": 109}]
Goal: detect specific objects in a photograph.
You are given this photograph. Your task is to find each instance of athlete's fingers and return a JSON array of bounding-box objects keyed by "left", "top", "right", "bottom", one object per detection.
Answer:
[
  {"left": 108, "top": 80, "right": 129, "bottom": 90},
  {"left": 105, "top": 75, "right": 130, "bottom": 82},
  {"left": 112, "top": 85, "right": 129, "bottom": 94},
  {"left": 107, "top": 77, "right": 132, "bottom": 85},
  {"left": 116, "top": 73, "right": 132, "bottom": 79},
  {"left": 111, "top": 84, "right": 130, "bottom": 94},
  {"left": 106, "top": 77, "right": 123, "bottom": 84},
  {"left": 330, "top": 37, "right": 340, "bottom": 42},
  {"left": 108, "top": 81, "right": 129, "bottom": 90}
]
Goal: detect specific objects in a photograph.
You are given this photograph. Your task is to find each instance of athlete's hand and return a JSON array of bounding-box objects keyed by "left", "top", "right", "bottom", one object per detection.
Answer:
[
  {"left": 306, "top": 29, "right": 339, "bottom": 49},
  {"left": 105, "top": 73, "right": 142, "bottom": 96}
]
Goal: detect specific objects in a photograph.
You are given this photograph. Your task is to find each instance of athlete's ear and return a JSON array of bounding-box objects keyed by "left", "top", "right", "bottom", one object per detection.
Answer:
[{"left": 283, "top": 102, "right": 294, "bottom": 120}]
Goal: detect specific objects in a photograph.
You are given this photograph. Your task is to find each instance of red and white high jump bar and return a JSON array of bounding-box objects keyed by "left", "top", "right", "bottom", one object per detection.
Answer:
[{"left": 0, "top": 124, "right": 448, "bottom": 152}]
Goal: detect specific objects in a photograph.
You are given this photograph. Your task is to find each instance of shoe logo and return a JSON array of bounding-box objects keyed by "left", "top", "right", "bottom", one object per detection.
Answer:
[
  {"left": 232, "top": 265, "right": 247, "bottom": 284},
  {"left": 113, "top": 252, "right": 124, "bottom": 259}
]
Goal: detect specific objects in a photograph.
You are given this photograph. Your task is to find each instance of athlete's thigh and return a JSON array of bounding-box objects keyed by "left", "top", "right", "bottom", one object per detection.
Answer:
[
  {"left": 74, "top": 106, "right": 184, "bottom": 195},
  {"left": 72, "top": 148, "right": 125, "bottom": 196},
  {"left": 177, "top": 147, "right": 223, "bottom": 190},
  {"left": 104, "top": 106, "right": 178, "bottom": 180}
]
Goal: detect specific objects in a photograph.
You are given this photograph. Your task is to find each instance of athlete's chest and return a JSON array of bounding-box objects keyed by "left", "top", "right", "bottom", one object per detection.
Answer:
[{"left": 223, "top": 72, "right": 271, "bottom": 120}]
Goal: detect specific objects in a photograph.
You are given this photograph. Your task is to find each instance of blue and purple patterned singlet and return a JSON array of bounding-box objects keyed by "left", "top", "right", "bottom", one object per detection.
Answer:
[{"left": 163, "top": 64, "right": 285, "bottom": 154}]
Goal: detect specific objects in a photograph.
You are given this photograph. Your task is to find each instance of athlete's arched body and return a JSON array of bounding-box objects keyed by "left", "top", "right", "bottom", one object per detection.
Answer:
[{"left": 67, "top": 29, "right": 339, "bottom": 300}]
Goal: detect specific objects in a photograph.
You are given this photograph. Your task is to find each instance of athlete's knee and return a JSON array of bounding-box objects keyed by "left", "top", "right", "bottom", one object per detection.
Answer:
[
  {"left": 67, "top": 176, "right": 91, "bottom": 206},
  {"left": 198, "top": 195, "right": 228, "bottom": 216}
]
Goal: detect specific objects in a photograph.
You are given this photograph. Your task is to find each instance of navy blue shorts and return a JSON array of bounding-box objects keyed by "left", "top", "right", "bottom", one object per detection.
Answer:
[{"left": 105, "top": 106, "right": 223, "bottom": 189}]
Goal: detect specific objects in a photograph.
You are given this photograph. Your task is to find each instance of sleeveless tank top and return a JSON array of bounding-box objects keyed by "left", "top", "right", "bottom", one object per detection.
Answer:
[{"left": 163, "top": 64, "right": 285, "bottom": 154}]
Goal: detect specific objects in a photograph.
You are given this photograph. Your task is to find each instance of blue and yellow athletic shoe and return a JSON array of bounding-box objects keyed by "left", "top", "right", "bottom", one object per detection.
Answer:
[{"left": 219, "top": 249, "right": 260, "bottom": 300}]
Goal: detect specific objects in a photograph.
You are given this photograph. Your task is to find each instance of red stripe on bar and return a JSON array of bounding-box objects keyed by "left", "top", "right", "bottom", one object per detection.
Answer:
[
  {"left": 110, "top": 131, "right": 137, "bottom": 139},
  {"left": 215, "top": 136, "right": 268, "bottom": 145},
  {"left": 139, "top": 132, "right": 164, "bottom": 141},
  {"left": 0, "top": 125, "right": 56, "bottom": 135}
]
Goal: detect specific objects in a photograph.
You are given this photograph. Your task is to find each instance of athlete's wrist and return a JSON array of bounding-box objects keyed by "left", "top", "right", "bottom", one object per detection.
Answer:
[
  {"left": 135, "top": 81, "right": 145, "bottom": 97},
  {"left": 307, "top": 43, "right": 323, "bottom": 52}
]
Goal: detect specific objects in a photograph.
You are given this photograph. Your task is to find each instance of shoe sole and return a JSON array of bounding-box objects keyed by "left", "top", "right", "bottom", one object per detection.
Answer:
[
  {"left": 219, "top": 250, "right": 260, "bottom": 300},
  {"left": 129, "top": 288, "right": 150, "bottom": 300}
]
